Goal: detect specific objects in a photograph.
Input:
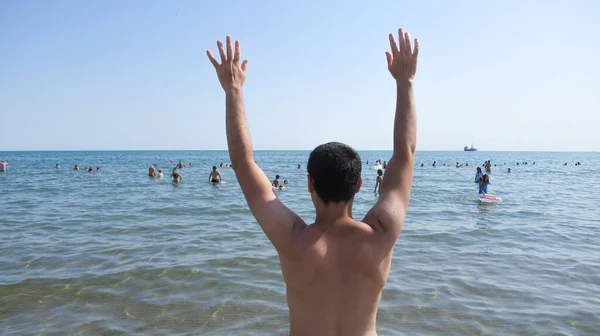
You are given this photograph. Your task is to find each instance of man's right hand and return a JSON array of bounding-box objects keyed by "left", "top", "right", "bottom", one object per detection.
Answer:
[
  {"left": 385, "top": 28, "right": 419, "bottom": 83},
  {"left": 207, "top": 36, "right": 248, "bottom": 92}
]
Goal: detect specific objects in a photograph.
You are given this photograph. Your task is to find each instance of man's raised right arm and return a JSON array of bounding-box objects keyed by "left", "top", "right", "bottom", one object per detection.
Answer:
[{"left": 364, "top": 28, "right": 419, "bottom": 241}]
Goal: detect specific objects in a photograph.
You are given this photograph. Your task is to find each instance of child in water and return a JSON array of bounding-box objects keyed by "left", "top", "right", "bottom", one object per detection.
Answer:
[
  {"left": 474, "top": 167, "right": 483, "bottom": 183},
  {"left": 478, "top": 174, "right": 490, "bottom": 195}
]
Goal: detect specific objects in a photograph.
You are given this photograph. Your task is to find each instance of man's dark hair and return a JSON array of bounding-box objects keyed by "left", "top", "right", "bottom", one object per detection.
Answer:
[
  {"left": 307, "top": 142, "right": 362, "bottom": 205},
  {"left": 213, "top": 166, "right": 217, "bottom": 170},
  {"left": 377, "top": 169, "right": 383, "bottom": 176}
]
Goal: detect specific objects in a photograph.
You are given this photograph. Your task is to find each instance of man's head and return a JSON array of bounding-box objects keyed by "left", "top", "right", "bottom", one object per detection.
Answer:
[
  {"left": 275, "top": 175, "right": 280, "bottom": 179},
  {"left": 377, "top": 169, "right": 383, "bottom": 176},
  {"left": 307, "top": 142, "right": 362, "bottom": 205},
  {"left": 212, "top": 166, "right": 217, "bottom": 171}
]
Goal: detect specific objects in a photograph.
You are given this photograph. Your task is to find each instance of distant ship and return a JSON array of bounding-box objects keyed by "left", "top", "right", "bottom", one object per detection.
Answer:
[{"left": 464, "top": 144, "right": 477, "bottom": 151}]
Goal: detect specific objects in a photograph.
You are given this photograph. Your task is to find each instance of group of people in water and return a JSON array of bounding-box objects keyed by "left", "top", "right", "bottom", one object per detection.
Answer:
[
  {"left": 145, "top": 160, "right": 226, "bottom": 184},
  {"left": 56, "top": 164, "right": 100, "bottom": 173}
]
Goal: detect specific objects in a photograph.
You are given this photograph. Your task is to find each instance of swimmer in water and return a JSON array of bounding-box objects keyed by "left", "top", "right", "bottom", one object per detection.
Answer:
[
  {"left": 508, "top": 168, "right": 511, "bottom": 173},
  {"left": 284, "top": 179, "right": 289, "bottom": 186},
  {"left": 479, "top": 174, "right": 490, "bottom": 195},
  {"left": 0, "top": 160, "right": 7, "bottom": 172},
  {"left": 297, "top": 164, "right": 301, "bottom": 169},
  {"left": 272, "top": 174, "right": 281, "bottom": 188},
  {"left": 73, "top": 165, "right": 79, "bottom": 171},
  {"left": 456, "top": 162, "right": 460, "bottom": 168},
  {"left": 148, "top": 165, "right": 156, "bottom": 177},
  {"left": 96, "top": 167, "right": 100, "bottom": 172},
  {"left": 176, "top": 160, "right": 186, "bottom": 169},
  {"left": 158, "top": 169, "right": 164, "bottom": 178},
  {"left": 209, "top": 166, "right": 222, "bottom": 183},
  {"left": 207, "top": 30, "right": 420, "bottom": 334},
  {"left": 474, "top": 167, "right": 483, "bottom": 183},
  {"left": 88, "top": 167, "right": 93, "bottom": 173},
  {"left": 420, "top": 163, "right": 424, "bottom": 167},
  {"left": 432, "top": 161, "right": 436, "bottom": 167},
  {"left": 374, "top": 169, "right": 384, "bottom": 193},
  {"left": 485, "top": 160, "right": 492, "bottom": 173},
  {"left": 171, "top": 168, "right": 182, "bottom": 182},
  {"left": 55, "top": 163, "right": 60, "bottom": 169}
]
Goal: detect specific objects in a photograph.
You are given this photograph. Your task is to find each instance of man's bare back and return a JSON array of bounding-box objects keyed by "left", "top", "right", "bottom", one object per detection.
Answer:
[
  {"left": 207, "top": 28, "right": 418, "bottom": 335},
  {"left": 282, "top": 220, "right": 393, "bottom": 335}
]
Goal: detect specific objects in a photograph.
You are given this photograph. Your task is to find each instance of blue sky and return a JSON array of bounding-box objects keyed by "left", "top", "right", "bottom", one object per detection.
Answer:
[{"left": 1, "top": 0, "right": 599, "bottom": 151}]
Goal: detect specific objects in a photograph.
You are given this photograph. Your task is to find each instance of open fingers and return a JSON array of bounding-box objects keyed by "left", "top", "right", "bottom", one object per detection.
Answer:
[
  {"left": 388, "top": 33, "right": 399, "bottom": 55},
  {"left": 404, "top": 32, "right": 412, "bottom": 55},
  {"left": 206, "top": 50, "right": 219, "bottom": 68},
  {"left": 398, "top": 28, "right": 405, "bottom": 54},
  {"left": 226, "top": 36, "right": 233, "bottom": 63},
  {"left": 413, "top": 38, "right": 419, "bottom": 58},
  {"left": 217, "top": 40, "right": 226, "bottom": 64},
  {"left": 234, "top": 40, "right": 241, "bottom": 63},
  {"left": 385, "top": 51, "right": 393, "bottom": 67}
]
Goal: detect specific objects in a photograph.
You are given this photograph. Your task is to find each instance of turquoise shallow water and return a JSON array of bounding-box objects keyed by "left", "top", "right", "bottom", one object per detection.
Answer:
[{"left": 1, "top": 150, "right": 599, "bottom": 335}]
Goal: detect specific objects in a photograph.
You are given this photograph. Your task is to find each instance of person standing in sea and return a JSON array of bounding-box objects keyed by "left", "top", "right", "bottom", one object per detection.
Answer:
[
  {"left": 0, "top": 160, "right": 7, "bottom": 172},
  {"left": 207, "top": 27, "right": 418, "bottom": 335}
]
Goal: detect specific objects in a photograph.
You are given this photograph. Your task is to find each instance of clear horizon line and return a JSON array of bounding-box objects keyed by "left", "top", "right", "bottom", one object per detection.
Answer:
[{"left": 0, "top": 149, "right": 597, "bottom": 153}]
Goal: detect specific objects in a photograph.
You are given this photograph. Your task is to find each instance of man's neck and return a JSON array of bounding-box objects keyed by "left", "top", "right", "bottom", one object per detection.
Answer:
[{"left": 314, "top": 201, "right": 354, "bottom": 225}]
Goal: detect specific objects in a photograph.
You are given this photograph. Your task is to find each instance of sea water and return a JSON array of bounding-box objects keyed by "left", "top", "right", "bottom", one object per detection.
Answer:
[{"left": 1, "top": 150, "right": 599, "bottom": 335}]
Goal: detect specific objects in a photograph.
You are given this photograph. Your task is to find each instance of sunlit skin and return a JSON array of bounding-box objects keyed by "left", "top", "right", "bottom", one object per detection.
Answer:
[{"left": 207, "top": 28, "right": 418, "bottom": 335}]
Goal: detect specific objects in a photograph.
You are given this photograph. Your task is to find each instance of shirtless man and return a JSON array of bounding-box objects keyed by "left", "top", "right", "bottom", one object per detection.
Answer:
[
  {"left": 209, "top": 166, "right": 222, "bottom": 183},
  {"left": 374, "top": 169, "right": 384, "bottom": 193},
  {"left": 272, "top": 174, "right": 281, "bottom": 188},
  {"left": 148, "top": 165, "right": 156, "bottom": 177},
  {"left": 207, "top": 28, "right": 418, "bottom": 335},
  {"left": 0, "top": 160, "right": 6, "bottom": 172},
  {"left": 176, "top": 160, "right": 186, "bottom": 169}
]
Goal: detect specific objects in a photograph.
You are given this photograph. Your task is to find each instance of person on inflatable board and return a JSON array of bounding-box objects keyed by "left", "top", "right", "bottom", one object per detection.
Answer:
[
  {"left": 474, "top": 167, "right": 483, "bottom": 183},
  {"left": 209, "top": 166, "right": 222, "bottom": 183},
  {"left": 479, "top": 174, "right": 490, "bottom": 195},
  {"left": 207, "top": 27, "right": 418, "bottom": 335}
]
